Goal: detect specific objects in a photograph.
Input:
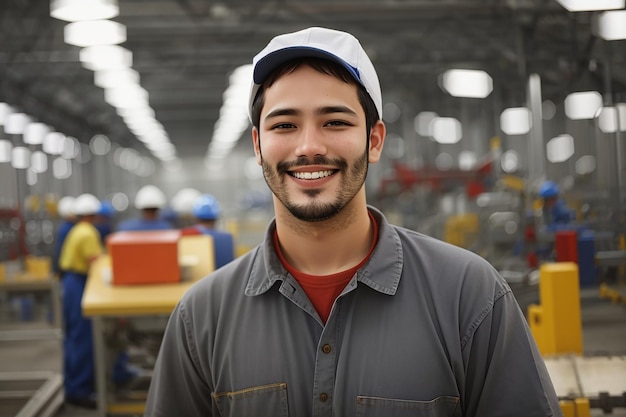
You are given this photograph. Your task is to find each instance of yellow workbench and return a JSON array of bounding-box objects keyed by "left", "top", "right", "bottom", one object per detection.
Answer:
[{"left": 83, "top": 236, "right": 213, "bottom": 417}]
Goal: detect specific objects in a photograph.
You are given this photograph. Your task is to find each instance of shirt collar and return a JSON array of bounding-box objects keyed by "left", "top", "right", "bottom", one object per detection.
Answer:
[{"left": 245, "top": 206, "right": 403, "bottom": 297}]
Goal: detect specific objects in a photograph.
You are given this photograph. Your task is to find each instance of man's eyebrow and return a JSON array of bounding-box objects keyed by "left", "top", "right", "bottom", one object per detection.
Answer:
[
  {"left": 264, "top": 105, "right": 358, "bottom": 122},
  {"left": 264, "top": 108, "right": 299, "bottom": 121},
  {"left": 316, "top": 106, "right": 358, "bottom": 116}
]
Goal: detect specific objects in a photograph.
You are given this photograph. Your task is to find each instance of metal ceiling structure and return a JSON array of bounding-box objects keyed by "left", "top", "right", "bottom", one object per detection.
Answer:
[{"left": 1, "top": 0, "right": 624, "bottom": 163}]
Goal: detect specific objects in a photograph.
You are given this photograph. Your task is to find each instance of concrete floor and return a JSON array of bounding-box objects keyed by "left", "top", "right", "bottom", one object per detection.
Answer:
[{"left": 1, "top": 285, "right": 625, "bottom": 417}]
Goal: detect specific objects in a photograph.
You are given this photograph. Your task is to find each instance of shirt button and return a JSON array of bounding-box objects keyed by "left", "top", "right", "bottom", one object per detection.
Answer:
[
  {"left": 319, "top": 392, "right": 328, "bottom": 402},
  {"left": 322, "top": 344, "right": 331, "bottom": 354}
]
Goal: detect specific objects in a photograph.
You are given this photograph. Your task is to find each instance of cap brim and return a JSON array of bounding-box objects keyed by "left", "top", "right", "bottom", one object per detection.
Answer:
[{"left": 253, "top": 46, "right": 360, "bottom": 86}]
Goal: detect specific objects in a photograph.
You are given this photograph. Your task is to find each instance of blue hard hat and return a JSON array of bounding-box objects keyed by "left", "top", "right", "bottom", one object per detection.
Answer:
[
  {"left": 192, "top": 194, "right": 221, "bottom": 220},
  {"left": 538, "top": 181, "right": 559, "bottom": 198},
  {"left": 97, "top": 200, "right": 115, "bottom": 217}
]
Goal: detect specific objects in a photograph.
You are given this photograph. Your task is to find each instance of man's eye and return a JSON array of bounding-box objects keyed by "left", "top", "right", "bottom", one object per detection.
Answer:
[
  {"left": 271, "top": 123, "right": 295, "bottom": 130},
  {"left": 325, "top": 120, "right": 350, "bottom": 127}
]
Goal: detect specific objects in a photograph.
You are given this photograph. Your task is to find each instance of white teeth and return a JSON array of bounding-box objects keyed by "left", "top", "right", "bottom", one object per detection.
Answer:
[{"left": 292, "top": 170, "right": 333, "bottom": 180}]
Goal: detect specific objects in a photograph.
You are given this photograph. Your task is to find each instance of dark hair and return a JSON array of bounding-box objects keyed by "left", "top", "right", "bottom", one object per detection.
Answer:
[{"left": 251, "top": 57, "right": 379, "bottom": 132}]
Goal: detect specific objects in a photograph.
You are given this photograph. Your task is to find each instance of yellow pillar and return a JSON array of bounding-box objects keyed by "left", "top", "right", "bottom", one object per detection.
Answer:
[
  {"left": 538, "top": 262, "right": 583, "bottom": 355},
  {"left": 560, "top": 400, "right": 575, "bottom": 417},
  {"left": 574, "top": 398, "right": 591, "bottom": 417}
]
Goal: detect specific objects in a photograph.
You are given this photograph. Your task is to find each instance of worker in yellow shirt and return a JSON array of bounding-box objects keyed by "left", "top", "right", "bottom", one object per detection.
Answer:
[{"left": 58, "top": 193, "right": 103, "bottom": 409}]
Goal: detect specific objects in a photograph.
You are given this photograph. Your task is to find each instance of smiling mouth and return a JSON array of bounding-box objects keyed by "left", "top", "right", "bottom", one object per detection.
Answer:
[{"left": 290, "top": 170, "right": 336, "bottom": 180}]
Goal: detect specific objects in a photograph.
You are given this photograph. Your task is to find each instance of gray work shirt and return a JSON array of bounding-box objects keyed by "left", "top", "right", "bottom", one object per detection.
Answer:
[{"left": 144, "top": 206, "right": 561, "bottom": 416}]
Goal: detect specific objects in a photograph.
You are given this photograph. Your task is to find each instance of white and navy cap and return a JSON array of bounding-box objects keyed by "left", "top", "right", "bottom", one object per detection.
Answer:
[{"left": 249, "top": 27, "right": 383, "bottom": 121}]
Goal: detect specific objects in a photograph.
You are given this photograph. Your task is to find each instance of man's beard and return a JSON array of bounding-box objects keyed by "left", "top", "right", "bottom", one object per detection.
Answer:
[{"left": 262, "top": 151, "right": 369, "bottom": 222}]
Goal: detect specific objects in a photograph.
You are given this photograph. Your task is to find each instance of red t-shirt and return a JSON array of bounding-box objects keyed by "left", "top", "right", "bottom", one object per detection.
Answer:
[{"left": 273, "top": 212, "right": 379, "bottom": 324}]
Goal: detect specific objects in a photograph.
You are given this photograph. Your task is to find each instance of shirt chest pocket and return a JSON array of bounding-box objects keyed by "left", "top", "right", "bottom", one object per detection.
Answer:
[
  {"left": 356, "top": 395, "right": 461, "bottom": 417},
  {"left": 213, "top": 382, "right": 289, "bottom": 417}
]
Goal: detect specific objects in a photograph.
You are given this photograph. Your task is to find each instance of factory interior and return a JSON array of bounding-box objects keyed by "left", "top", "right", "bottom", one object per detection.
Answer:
[{"left": 1, "top": 0, "right": 626, "bottom": 416}]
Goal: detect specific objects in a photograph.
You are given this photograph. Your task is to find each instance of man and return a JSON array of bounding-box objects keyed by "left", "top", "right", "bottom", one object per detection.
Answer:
[
  {"left": 538, "top": 180, "right": 574, "bottom": 230},
  {"left": 52, "top": 195, "right": 76, "bottom": 277},
  {"left": 59, "top": 193, "right": 103, "bottom": 409},
  {"left": 182, "top": 193, "right": 235, "bottom": 269},
  {"left": 117, "top": 185, "right": 173, "bottom": 231},
  {"left": 145, "top": 27, "right": 561, "bottom": 416}
]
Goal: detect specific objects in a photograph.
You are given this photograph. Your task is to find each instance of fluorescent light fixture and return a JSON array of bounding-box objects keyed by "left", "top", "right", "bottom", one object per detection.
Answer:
[
  {"left": 95, "top": 68, "right": 139, "bottom": 88},
  {"left": 89, "top": 134, "right": 112, "bottom": 156},
  {"left": 595, "top": 10, "right": 626, "bottom": 40},
  {"left": 62, "top": 136, "right": 80, "bottom": 159},
  {"left": 564, "top": 91, "right": 603, "bottom": 120},
  {"left": 52, "top": 157, "right": 72, "bottom": 179},
  {"left": 0, "top": 140, "right": 13, "bottom": 162},
  {"left": 501, "top": 150, "right": 519, "bottom": 173},
  {"left": 4, "top": 113, "right": 32, "bottom": 135},
  {"left": 104, "top": 85, "right": 149, "bottom": 109},
  {"left": 31, "top": 151, "right": 48, "bottom": 173},
  {"left": 43, "top": 131, "right": 66, "bottom": 155},
  {"left": 441, "top": 69, "right": 493, "bottom": 98},
  {"left": 575, "top": 155, "right": 596, "bottom": 175},
  {"left": 64, "top": 20, "right": 126, "bottom": 47},
  {"left": 51, "top": 0, "right": 119, "bottom": 22},
  {"left": 80, "top": 45, "right": 132, "bottom": 71},
  {"left": 596, "top": 104, "right": 626, "bottom": 133},
  {"left": 500, "top": 107, "right": 532, "bottom": 135},
  {"left": 556, "top": 0, "right": 624, "bottom": 12},
  {"left": 414, "top": 111, "right": 438, "bottom": 136},
  {"left": 459, "top": 151, "right": 477, "bottom": 171},
  {"left": 205, "top": 64, "right": 252, "bottom": 162},
  {"left": 547, "top": 134, "right": 575, "bottom": 163},
  {"left": 24, "top": 122, "right": 51, "bottom": 145},
  {"left": 11, "top": 147, "right": 31, "bottom": 169},
  {"left": 430, "top": 117, "right": 462, "bottom": 144}
]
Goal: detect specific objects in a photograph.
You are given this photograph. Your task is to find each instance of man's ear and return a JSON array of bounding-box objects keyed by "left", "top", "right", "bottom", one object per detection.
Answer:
[
  {"left": 252, "top": 127, "right": 262, "bottom": 165},
  {"left": 368, "top": 120, "right": 386, "bottom": 163}
]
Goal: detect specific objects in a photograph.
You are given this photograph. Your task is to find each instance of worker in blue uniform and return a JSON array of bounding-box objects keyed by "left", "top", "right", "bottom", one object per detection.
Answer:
[
  {"left": 183, "top": 194, "right": 235, "bottom": 269},
  {"left": 95, "top": 200, "right": 116, "bottom": 244},
  {"left": 58, "top": 193, "right": 103, "bottom": 409},
  {"left": 52, "top": 196, "right": 76, "bottom": 277},
  {"left": 116, "top": 185, "right": 173, "bottom": 231},
  {"left": 538, "top": 180, "right": 575, "bottom": 231}
]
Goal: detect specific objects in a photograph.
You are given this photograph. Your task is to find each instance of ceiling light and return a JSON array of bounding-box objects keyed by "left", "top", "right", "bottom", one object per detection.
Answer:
[
  {"left": 555, "top": 0, "right": 624, "bottom": 12},
  {"left": 4, "top": 113, "right": 32, "bottom": 135},
  {"left": 414, "top": 111, "right": 438, "bottom": 136},
  {"left": 64, "top": 20, "right": 126, "bottom": 47},
  {"left": 80, "top": 45, "right": 132, "bottom": 71},
  {"left": 596, "top": 104, "right": 626, "bottom": 133},
  {"left": 564, "top": 91, "right": 602, "bottom": 120},
  {"left": 594, "top": 10, "right": 626, "bottom": 40},
  {"left": 11, "top": 147, "right": 31, "bottom": 169},
  {"left": 547, "top": 134, "right": 575, "bottom": 163},
  {"left": 31, "top": 151, "right": 48, "bottom": 173},
  {"left": 95, "top": 68, "right": 139, "bottom": 88},
  {"left": 441, "top": 69, "right": 493, "bottom": 98},
  {"left": 430, "top": 117, "right": 463, "bottom": 144},
  {"left": 500, "top": 107, "right": 532, "bottom": 135},
  {"left": 24, "top": 122, "right": 51, "bottom": 145},
  {"left": 43, "top": 131, "right": 66, "bottom": 155},
  {"left": 51, "top": 0, "right": 119, "bottom": 22}
]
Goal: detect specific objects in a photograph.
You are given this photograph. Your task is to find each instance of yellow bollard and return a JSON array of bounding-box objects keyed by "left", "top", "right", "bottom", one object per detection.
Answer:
[
  {"left": 528, "top": 262, "right": 583, "bottom": 355},
  {"left": 559, "top": 400, "right": 575, "bottom": 417},
  {"left": 574, "top": 398, "right": 591, "bottom": 417}
]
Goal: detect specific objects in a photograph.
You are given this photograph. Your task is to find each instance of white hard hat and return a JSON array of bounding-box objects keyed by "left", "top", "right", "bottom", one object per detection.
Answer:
[
  {"left": 171, "top": 188, "right": 201, "bottom": 215},
  {"left": 73, "top": 193, "right": 101, "bottom": 216},
  {"left": 57, "top": 196, "right": 76, "bottom": 218},
  {"left": 135, "top": 185, "right": 166, "bottom": 209}
]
